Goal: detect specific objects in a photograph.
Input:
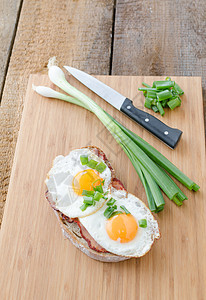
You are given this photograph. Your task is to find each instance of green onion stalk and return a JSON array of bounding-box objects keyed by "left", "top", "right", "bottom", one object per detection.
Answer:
[{"left": 33, "top": 65, "right": 199, "bottom": 212}]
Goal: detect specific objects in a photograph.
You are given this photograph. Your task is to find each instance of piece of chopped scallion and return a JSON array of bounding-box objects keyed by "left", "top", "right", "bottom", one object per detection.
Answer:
[
  {"left": 120, "top": 205, "right": 131, "bottom": 215},
  {"left": 138, "top": 219, "right": 147, "bottom": 228},
  {"left": 80, "top": 155, "right": 88, "bottom": 165},
  {"left": 95, "top": 162, "right": 106, "bottom": 173},
  {"left": 106, "top": 198, "right": 116, "bottom": 206}
]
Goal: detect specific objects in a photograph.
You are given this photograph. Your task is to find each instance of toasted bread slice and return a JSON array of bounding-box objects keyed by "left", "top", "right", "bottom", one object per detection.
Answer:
[{"left": 45, "top": 146, "right": 159, "bottom": 262}]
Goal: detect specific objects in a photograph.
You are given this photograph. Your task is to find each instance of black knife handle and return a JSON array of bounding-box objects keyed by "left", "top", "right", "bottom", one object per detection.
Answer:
[{"left": 120, "top": 98, "right": 182, "bottom": 149}]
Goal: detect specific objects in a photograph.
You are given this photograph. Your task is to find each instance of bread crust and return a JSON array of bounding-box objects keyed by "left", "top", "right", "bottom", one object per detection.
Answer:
[{"left": 45, "top": 146, "right": 159, "bottom": 262}]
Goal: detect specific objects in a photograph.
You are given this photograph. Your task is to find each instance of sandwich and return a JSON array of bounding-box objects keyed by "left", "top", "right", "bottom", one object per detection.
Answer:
[{"left": 45, "top": 146, "right": 160, "bottom": 262}]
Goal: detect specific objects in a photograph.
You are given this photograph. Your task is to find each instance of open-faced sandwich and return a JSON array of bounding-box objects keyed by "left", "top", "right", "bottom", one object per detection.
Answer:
[{"left": 45, "top": 147, "right": 160, "bottom": 262}]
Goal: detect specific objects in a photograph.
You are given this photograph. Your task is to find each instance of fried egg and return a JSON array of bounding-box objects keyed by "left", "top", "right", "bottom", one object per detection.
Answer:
[
  {"left": 45, "top": 148, "right": 112, "bottom": 218},
  {"left": 79, "top": 188, "right": 160, "bottom": 257}
]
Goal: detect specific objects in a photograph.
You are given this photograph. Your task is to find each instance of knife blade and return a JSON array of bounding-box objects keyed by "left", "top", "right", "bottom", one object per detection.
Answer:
[{"left": 64, "top": 66, "right": 182, "bottom": 149}]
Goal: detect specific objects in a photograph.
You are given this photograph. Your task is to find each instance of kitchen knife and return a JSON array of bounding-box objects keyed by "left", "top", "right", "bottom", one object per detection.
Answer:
[{"left": 64, "top": 66, "right": 182, "bottom": 149}]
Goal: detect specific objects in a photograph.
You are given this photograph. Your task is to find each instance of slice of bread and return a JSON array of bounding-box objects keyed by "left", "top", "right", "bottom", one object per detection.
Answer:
[{"left": 45, "top": 146, "right": 159, "bottom": 262}]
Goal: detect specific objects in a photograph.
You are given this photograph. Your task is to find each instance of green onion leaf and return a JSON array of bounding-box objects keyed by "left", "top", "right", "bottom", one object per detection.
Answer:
[
  {"left": 83, "top": 196, "right": 94, "bottom": 205},
  {"left": 138, "top": 219, "right": 147, "bottom": 228},
  {"left": 147, "top": 91, "right": 157, "bottom": 99},
  {"left": 106, "top": 198, "right": 116, "bottom": 206},
  {"left": 120, "top": 205, "right": 131, "bottom": 215},
  {"left": 153, "top": 81, "right": 175, "bottom": 90},
  {"left": 93, "top": 184, "right": 103, "bottom": 193},
  {"left": 80, "top": 203, "right": 88, "bottom": 211},
  {"left": 167, "top": 97, "right": 181, "bottom": 110},
  {"left": 174, "top": 82, "right": 184, "bottom": 95},
  {"left": 95, "top": 162, "right": 106, "bottom": 173},
  {"left": 86, "top": 159, "right": 98, "bottom": 168},
  {"left": 157, "top": 90, "right": 173, "bottom": 101},
  {"left": 156, "top": 101, "right": 165, "bottom": 116},
  {"left": 80, "top": 155, "right": 88, "bottom": 165},
  {"left": 93, "top": 191, "right": 103, "bottom": 201},
  {"left": 82, "top": 190, "right": 95, "bottom": 196},
  {"left": 142, "top": 82, "right": 151, "bottom": 88},
  {"left": 151, "top": 105, "right": 159, "bottom": 113},
  {"left": 109, "top": 211, "right": 123, "bottom": 218},
  {"left": 104, "top": 206, "right": 116, "bottom": 219}
]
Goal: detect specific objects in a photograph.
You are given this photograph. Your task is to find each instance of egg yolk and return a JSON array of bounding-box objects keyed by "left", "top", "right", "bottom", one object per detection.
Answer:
[
  {"left": 72, "top": 169, "right": 103, "bottom": 195},
  {"left": 106, "top": 213, "right": 138, "bottom": 243}
]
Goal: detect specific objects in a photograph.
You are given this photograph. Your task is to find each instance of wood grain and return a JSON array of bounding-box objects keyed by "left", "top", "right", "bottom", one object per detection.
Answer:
[
  {"left": 0, "top": 0, "right": 114, "bottom": 224},
  {"left": 0, "top": 74, "right": 205, "bottom": 300},
  {"left": 0, "top": 0, "right": 22, "bottom": 95},
  {"left": 112, "top": 0, "right": 206, "bottom": 119}
]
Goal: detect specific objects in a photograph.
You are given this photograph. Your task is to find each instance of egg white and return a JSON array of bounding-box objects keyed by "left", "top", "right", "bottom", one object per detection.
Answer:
[
  {"left": 45, "top": 148, "right": 112, "bottom": 218},
  {"left": 79, "top": 188, "right": 160, "bottom": 257}
]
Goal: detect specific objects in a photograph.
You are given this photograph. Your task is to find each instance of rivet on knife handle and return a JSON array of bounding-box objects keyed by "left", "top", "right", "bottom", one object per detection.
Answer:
[{"left": 120, "top": 98, "right": 182, "bottom": 149}]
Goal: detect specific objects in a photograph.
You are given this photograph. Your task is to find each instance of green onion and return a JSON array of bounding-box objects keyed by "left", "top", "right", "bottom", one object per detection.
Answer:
[
  {"left": 109, "top": 211, "right": 123, "bottom": 218},
  {"left": 142, "top": 82, "right": 151, "bottom": 88},
  {"left": 174, "top": 83, "right": 184, "bottom": 95},
  {"left": 82, "top": 190, "right": 95, "bottom": 196},
  {"left": 106, "top": 198, "right": 116, "bottom": 206},
  {"left": 93, "top": 184, "right": 103, "bottom": 193},
  {"left": 167, "top": 97, "right": 181, "bottom": 110},
  {"left": 86, "top": 159, "right": 98, "bottom": 168},
  {"left": 138, "top": 87, "right": 158, "bottom": 92},
  {"left": 95, "top": 162, "right": 106, "bottom": 173},
  {"left": 93, "top": 191, "right": 103, "bottom": 201},
  {"left": 80, "top": 203, "right": 88, "bottom": 211},
  {"left": 83, "top": 196, "right": 94, "bottom": 205},
  {"left": 120, "top": 205, "right": 131, "bottom": 215},
  {"left": 138, "top": 219, "right": 147, "bottom": 228},
  {"left": 147, "top": 91, "right": 157, "bottom": 99},
  {"left": 80, "top": 155, "right": 88, "bottom": 165},
  {"left": 153, "top": 81, "right": 175, "bottom": 90},
  {"left": 156, "top": 101, "right": 165, "bottom": 116},
  {"left": 110, "top": 117, "right": 198, "bottom": 191},
  {"left": 104, "top": 206, "right": 116, "bottom": 219},
  {"left": 151, "top": 105, "right": 159, "bottom": 113},
  {"left": 157, "top": 90, "right": 173, "bottom": 101},
  {"left": 144, "top": 97, "right": 153, "bottom": 109}
]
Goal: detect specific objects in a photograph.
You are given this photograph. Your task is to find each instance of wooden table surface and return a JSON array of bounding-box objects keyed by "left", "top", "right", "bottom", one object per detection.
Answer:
[{"left": 0, "top": 0, "right": 205, "bottom": 225}]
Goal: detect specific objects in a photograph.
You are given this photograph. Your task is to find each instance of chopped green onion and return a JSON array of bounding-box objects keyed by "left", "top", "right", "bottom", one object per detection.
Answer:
[
  {"left": 144, "top": 97, "right": 153, "bottom": 109},
  {"left": 80, "top": 203, "right": 88, "bottom": 211},
  {"left": 142, "top": 82, "right": 151, "bottom": 88},
  {"left": 120, "top": 205, "right": 131, "bottom": 215},
  {"left": 138, "top": 219, "right": 147, "bottom": 228},
  {"left": 138, "top": 87, "right": 158, "bottom": 92},
  {"left": 106, "top": 198, "right": 116, "bottom": 206},
  {"left": 147, "top": 91, "right": 157, "bottom": 99},
  {"left": 161, "top": 99, "right": 168, "bottom": 108},
  {"left": 109, "top": 211, "right": 123, "bottom": 218},
  {"left": 104, "top": 206, "right": 116, "bottom": 219},
  {"left": 151, "top": 105, "right": 159, "bottom": 113},
  {"left": 95, "top": 162, "right": 106, "bottom": 173},
  {"left": 153, "top": 81, "right": 175, "bottom": 90},
  {"left": 80, "top": 155, "right": 88, "bottom": 165},
  {"left": 93, "top": 184, "right": 103, "bottom": 193},
  {"left": 87, "top": 159, "right": 98, "bottom": 168},
  {"left": 167, "top": 97, "right": 181, "bottom": 110},
  {"left": 156, "top": 101, "right": 165, "bottom": 116},
  {"left": 83, "top": 196, "right": 94, "bottom": 205},
  {"left": 157, "top": 90, "right": 173, "bottom": 101},
  {"left": 82, "top": 190, "right": 95, "bottom": 196},
  {"left": 93, "top": 191, "right": 103, "bottom": 201},
  {"left": 174, "top": 83, "right": 184, "bottom": 95},
  {"left": 92, "top": 179, "right": 102, "bottom": 188}
]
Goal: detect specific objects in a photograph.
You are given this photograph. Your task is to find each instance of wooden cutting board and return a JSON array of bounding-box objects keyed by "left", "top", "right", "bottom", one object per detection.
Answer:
[{"left": 0, "top": 74, "right": 205, "bottom": 300}]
